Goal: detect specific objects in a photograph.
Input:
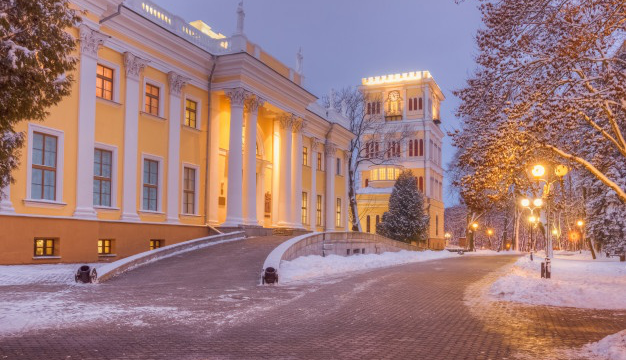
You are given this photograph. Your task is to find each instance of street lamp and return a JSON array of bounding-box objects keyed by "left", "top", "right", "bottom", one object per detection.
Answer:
[
  {"left": 469, "top": 222, "right": 478, "bottom": 252},
  {"left": 577, "top": 220, "right": 585, "bottom": 253}
]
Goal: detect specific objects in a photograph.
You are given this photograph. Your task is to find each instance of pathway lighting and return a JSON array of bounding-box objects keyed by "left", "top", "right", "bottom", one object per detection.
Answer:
[
  {"left": 471, "top": 222, "right": 478, "bottom": 230},
  {"left": 487, "top": 229, "right": 493, "bottom": 236},
  {"left": 533, "top": 198, "right": 543, "bottom": 207},
  {"left": 577, "top": 220, "right": 584, "bottom": 227},
  {"left": 531, "top": 164, "right": 546, "bottom": 178},
  {"left": 521, "top": 198, "right": 530, "bottom": 207}
]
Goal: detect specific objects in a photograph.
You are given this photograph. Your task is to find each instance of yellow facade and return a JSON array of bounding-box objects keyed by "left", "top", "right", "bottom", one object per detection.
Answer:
[
  {"left": 356, "top": 72, "right": 446, "bottom": 249},
  {"left": 0, "top": 0, "right": 353, "bottom": 264}
]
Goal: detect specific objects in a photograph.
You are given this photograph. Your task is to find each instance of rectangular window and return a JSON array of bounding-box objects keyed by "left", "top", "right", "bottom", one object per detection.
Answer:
[
  {"left": 303, "top": 147, "right": 308, "bottom": 166},
  {"left": 34, "top": 238, "right": 56, "bottom": 257},
  {"left": 336, "top": 198, "right": 342, "bottom": 227},
  {"left": 96, "top": 64, "right": 114, "bottom": 101},
  {"left": 316, "top": 195, "right": 323, "bottom": 226},
  {"left": 301, "top": 192, "right": 308, "bottom": 224},
  {"left": 143, "top": 159, "right": 159, "bottom": 211},
  {"left": 98, "top": 239, "right": 113, "bottom": 255},
  {"left": 336, "top": 158, "right": 341, "bottom": 175},
  {"left": 31, "top": 132, "right": 58, "bottom": 201},
  {"left": 183, "top": 167, "right": 196, "bottom": 214},
  {"left": 145, "top": 83, "right": 160, "bottom": 116},
  {"left": 185, "top": 99, "right": 197, "bottom": 128},
  {"left": 317, "top": 153, "right": 322, "bottom": 171},
  {"left": 93, "top": 149, "right": 112, "bottom": 207},
  {"left": 150, "top": 239, "right": 163, "bottom": 250}
]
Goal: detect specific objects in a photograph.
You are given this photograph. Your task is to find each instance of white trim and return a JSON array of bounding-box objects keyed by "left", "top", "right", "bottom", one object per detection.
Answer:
[
  {"left": 183, "top": 94, "right": 202, "bottom": 130},
  {"left": 23, "top": 199, "right": 68, "bottom": 208},
  {"left": 94, "top": 142, "right": 119, "bottom": 208},
  {"left": 142, "top": 76, "right": 166, "bottom": 117},
  {"left": 26, "top": 123, "right": 65, "bottom": 204},
  {"left": 181, "top": 163, "right": 200, "bottom": 215},
  {"left": 96, "top": 59, "right": 121, "bottom": 103},
  {"left": 140, "top": 153, "right": 164, "bottom": 212}
]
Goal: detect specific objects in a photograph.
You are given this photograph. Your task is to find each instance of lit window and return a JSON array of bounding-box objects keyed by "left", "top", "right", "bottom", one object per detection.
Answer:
[
  {"left": 183, "top": 167, "right": 196, "bottom": 214},
  {"left": 316, "top": 195, "right": 323, "bottom": 226},
  {"left": 93, "top": 149, "right": 112, "bottom": 207},
  {"left": 317, "top": 153, "right": 323, "bottom": 171},
  {"left": 185, "top": 99, "right": 197, "bottom": 128},
  {"left": 150, "top": 239, "right": 163, "bottom": 250},
  {"left": 302, "top": 192, "right": 308, "bottom": 224},
  {"left": 336, "top": 158, "right": 341, "bottom": 175},
  {"left": 98, "top": 239, "right": 113, "bottom": 255},
  {"left": 143, "top": 159, "right": 159, "bottom": 211},
  {"left": 34, "top": 238, "right": 56, "bottom": 257},
  {"left": 145, "top": 83, "right": 160, "bottom": 116},
  {"left": 336, "top": 198, "right": 342, "bottom": 227},
  {"left": 303, "top": 147, "right": 308, "bottom": 166},
  {"left": 96, "top": 64, "right": 114, "bottom": 101},
  {"left": 31, "top": 132, "right": 57, "bottom": 201}
]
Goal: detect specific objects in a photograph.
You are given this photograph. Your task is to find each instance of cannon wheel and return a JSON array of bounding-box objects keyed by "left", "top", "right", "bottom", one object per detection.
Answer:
[{"left": 90, "top": 268, "right": 98, "bottom": 283}]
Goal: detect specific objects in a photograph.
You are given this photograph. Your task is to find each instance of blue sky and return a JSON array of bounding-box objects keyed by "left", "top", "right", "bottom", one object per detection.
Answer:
[{"left": 153, "top": 0, "right": 483, "bottom": 207}]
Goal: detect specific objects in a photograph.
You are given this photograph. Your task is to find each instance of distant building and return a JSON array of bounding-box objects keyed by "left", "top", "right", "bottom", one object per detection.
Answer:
[{"left": 356, "top": 72, "right": 445, "bottom": 249}]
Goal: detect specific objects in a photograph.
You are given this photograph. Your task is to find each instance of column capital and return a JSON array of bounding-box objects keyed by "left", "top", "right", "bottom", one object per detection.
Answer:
[
  {"left": 278, "top": 113, "right": 295, "bottom": 130},
  {"left": 79, "top": 25, "right": 109, "bottom": 59},
  {"left": 325, "top": 142, "right": 338, "bottom": 157},
  {"left": 168, "top": 71, "right": 190, "bottom": 97},
  {"left": 225, "top": 87, "right": 251, "bottom": 108},
  {"left": 124, "top": 52, "right": 149, "bottom": 80},
  {"left": 291, "top": 117, "right": 305, "bottom": 133},
  {"left": 245, "top": 96, "right": 266, "bottom": 113},
  {"left": 310, "top": 138, "right": 322, "bottom": 152},
  {"left": 343, "top": 150, "right": 351, "bottom": 162}
]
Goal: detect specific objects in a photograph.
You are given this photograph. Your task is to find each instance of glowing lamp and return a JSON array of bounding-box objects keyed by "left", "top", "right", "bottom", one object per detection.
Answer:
[
  {"left": 555, "top": 165, "right": 569, "bottom": 177},
  {"left": 487, "top": 229, "right": 493, "bottom": 236},
  {"left": 577, "top": 220, "right": 584, "bottom": 227},
  {"left": 533, "top": 198, "right": 543, "bottom": 207},
  {"left": 471, "top": 222, "right": 478, "bottom": 230},
  {"left": 529, "top": 216, "right": 537, "bottom": 223},
  {"left": 531, "top": 164, "right": 546, "bottom": 178},
  {"left": 521, "top": 199, "right": 530, "bottom": 207}
]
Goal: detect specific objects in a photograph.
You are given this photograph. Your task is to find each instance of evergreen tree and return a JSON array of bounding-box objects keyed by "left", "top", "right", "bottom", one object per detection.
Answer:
[
  {"left": 0, "top": 0, "right": 80, "bottom": 190},
  {"left": 377, "top": 170, "right": 429, "bottom": 243}
]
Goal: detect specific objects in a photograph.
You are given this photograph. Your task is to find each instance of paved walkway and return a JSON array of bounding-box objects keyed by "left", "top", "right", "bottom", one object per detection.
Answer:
[{"left": 1, "top": 236, "right": 624, "bottom": 359}]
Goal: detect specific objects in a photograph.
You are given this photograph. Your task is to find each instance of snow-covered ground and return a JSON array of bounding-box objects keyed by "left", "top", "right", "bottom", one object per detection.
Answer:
[
  {"left": 0, "top": 263, "right": 99, "bottom": 286},
  {"left": 489, "top": 251, "right": 626, "bottom": 310},
  {"left": 576, "top": 330, "right": 626, "bottom": 360},
  {"left": 279, "top": 249, "right": 519, "bottom": 284}
]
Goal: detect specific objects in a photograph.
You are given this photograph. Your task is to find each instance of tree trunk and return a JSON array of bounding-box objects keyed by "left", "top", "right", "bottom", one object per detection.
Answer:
[{"left": 347, "top": 158, "right": 361, "bottom": 232}]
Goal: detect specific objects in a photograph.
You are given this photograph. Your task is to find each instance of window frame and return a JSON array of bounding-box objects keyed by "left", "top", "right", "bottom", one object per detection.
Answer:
[
  {"left": 96, "top": 64, "right": 114, "bottom": 101},
  {"left": 31, "top": 131, "right": 58, "bottom": 201},
  {"left": 301, "top": 192, "right": 308, "bottom": 225},
  {"left": 93, "top": 143, "right": 118, "bottom": 209},
  {"left": 302, "top": 146, "right": 308, "bottom": 166},
  {"left": 93, "top": 148, "right": 113, "bottom": 208},
  {"left": 183, "top": 94, "right": 202, "bottom": 129},
  {"left": 34, "top": 238, "right": 57, "bottom": 257},
  {"left": 96, "top": 60, "right": 121, "bottom": 103},
  {"left": 26, "top": 124, "right": 65, "bottom": 205},
  {"left": 317, "top": 153, "right": 323, "bottom": 171},
  {"left": 141, "top": 153, "right": 164, "bottom": 213},
  {"left": 336, "top": 158, "right": 341, "bottom": 176},
  {"left": 316, "top": 195, "right": 323, "bottom": 226},
  {"left": 98, "top": 239, "right": 114, "bottom": 255},
  {"left": 150, "top": 239, "right": 163, "bottom": 250},
  {"left": 336, "top": 197, "right": 342, "bottom": 228},
  {"left": 181, "top": 163, "right": 200, "bottom": 215},
  {"left": 142, "top": 78, "right": 165, "bottom": 118}
]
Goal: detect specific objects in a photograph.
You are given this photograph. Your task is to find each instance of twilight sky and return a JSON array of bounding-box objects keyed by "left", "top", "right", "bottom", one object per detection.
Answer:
[{"left": 153, "top": 0, "right": 483, "bottom": 207}]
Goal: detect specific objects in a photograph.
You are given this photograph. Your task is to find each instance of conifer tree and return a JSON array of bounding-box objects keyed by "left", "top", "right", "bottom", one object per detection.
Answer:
[
  {"left": 377, "top": 170, "right": 429, "bottom": 243},
  {"left": 0, "top": 0, "right": 80, "bottom": 190}
]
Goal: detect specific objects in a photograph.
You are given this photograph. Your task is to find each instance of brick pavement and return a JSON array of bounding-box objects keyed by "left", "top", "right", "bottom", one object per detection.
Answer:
[{"left": 0, "top": 236, "right": 624, "bottom": 360}]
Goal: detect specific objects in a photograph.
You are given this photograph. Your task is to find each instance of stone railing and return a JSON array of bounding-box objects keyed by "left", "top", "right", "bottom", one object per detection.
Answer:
[
  {"left": 124, "top": 0, "right": 232, "bottom": 54},
  {"left": 96, "top": 231, "right": 245, "bottom": 282},
  {"left": 262, "top": 232, "right": 419, "bottom": 280}
]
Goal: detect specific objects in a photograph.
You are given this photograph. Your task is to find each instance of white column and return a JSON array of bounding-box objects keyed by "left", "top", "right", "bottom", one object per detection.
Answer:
[
  {"left": 165, "top": 72, "right": 188, "bottom": 223},
  {"left": 309, "top": 138, "right": 320, "bottom": 230},
  {"left": 325, "top": 142, "right": 337, "bottom": 231},
  {"left": 0, "top": 185, "right": 15, "bottom": 214},
  {"left": 73, "top": 25, "right": 108, "bottom": 219},
  {"left": 271, "top": 119, "right": 280, "bottom": 226},
  {"left": 222, "top": 88, "right": 249, "bottom": 227},
  {"left": 256, "top": 163, "right": 264, "bottom": 224},
  {"left": 291, "top": 118, "right": 304, "bottom": 228},
  {"left": 277, "top": 114, "right": 293, "bottom": 228},
  {"left": 344, "top": 151, "right": 350, "bottom": 230},
  {"left": 121, "top": 52, "right": 148, "bottom": 221},
  {"left": 207, "top": 92, "right": 220, "bottom": 226},
  {"left": 243, "top": 97, "right": 264, "bottom": 225},
  {"left": 423, "top": 84, "right": 431, "bottom": 120}
]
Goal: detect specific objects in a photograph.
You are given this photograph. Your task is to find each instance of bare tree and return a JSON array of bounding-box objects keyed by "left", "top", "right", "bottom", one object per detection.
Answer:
[{"left": 324, "top": 87, "right": 412, "bottom": 231}]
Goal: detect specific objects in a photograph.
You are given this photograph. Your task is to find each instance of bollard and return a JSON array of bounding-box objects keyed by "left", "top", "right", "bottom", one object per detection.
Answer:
[
  {"left": 545, "top": 258, "right": 551, "bottom": 279},
  {"left": 541, "top": 262, "right": 545, "bottom": 278},
  {"left": 530, "top": 251, "right": 534, "bottom": 261}
]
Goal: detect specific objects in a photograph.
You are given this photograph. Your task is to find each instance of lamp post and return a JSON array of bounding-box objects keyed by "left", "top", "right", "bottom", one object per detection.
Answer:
[
  {"left": 444, "top": 232, "right": 451, "bottom": 247},
  {"left": 487, "top": 229, "right": 494, "bottom": 250},
  {"left": 470, "top": 222, "right": 478, "bottom": 252},
  {"left": 529, "top": 163, "right": 568, "bottom": 259},
  {"left": 577, "top": 220, "right": 584, "bottom": 254}
]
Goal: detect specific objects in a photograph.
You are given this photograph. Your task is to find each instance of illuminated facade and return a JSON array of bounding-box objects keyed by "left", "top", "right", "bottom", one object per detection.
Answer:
[
  {"left": 356, "top": 71, "right": 445, "bottom": 249},
  {"left": 0, "top": 0, "right": 353, "bottom": 264}
]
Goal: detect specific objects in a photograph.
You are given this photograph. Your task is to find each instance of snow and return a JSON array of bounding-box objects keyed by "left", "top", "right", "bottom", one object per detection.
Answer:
[
  {"left": 489, "top": 252, "right": 626, "bottom": 310},
  {"left": 578, "top": 330, "right": 626, "bottom": 360},
  {"left": 278, "top": 249, "right": 515, "bottom": 284},
  {"left": 0, "top": 263, "right": 98, "bottom": 286}
]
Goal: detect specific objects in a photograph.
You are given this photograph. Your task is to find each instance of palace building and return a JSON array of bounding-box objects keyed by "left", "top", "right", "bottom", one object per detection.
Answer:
[
  {"left": 356, "top": 72, "right": 446, "bottom": 249},
  {"left": 0, "top": 0, "right": 354, "bottom": 264}
]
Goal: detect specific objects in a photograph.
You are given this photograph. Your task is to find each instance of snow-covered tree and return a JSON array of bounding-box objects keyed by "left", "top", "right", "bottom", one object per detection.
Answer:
[
  {"left": 0, "top": 0, "right": 80, "bottom": 190},
  {"left": 455, "top": 0, "right": 626, "bottom": 203},
  {"left": 376, "top": 170, "right": 429, "bottom": 243},
  {"left": 324, "top": 87, "right": 411, "bottom": 231}
]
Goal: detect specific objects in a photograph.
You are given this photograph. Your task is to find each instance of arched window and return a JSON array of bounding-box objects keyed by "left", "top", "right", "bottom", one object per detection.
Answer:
[
  {"left": 419, "top": 97, "right": 423, "bottom": 110},
  {"left": 408, "top": 98, "right": 413, "bottom": 111},
  {"left": 436, "top": 215, "right": 439, "bottom": 236},
  {"left": 367, "top": 103, "right": 372, "bottom": 115},
  {"left": 366, "top": 216, "right": 371, "bottom": 233},
  {"left": 419, "top": 177, "right": 424, "bottom": 192},
  {"left": 409, "top": 140, "right": 413, "bottom": 156},
  {"left": 419, "top": 139, "right": 424, "bottom": 156}
]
